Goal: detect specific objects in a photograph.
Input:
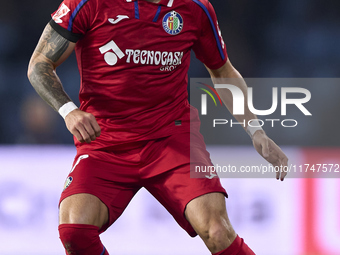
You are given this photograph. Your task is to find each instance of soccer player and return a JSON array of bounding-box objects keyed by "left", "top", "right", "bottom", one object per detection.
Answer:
[{"left": 27, "top": 0, "right": 288, "bottom": 254}]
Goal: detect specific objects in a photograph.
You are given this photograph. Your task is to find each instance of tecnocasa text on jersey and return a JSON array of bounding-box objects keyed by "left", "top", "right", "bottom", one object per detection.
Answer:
[{"left": 125, "top": 49, "right": 184, "bottom": 67}]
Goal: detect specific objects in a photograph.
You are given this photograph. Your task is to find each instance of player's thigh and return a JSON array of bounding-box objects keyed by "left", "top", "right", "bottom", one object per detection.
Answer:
[
  {"left": 59, "top": 193, "right": 108, "bottom": 228},
  {"left": 144, "top": 163, "right": 228, "bottom": 237},
  {"left": 60, "top": 150, "right": 143, "bottom": 231},
  {"left": 184, "top": 192, "right": 235, "bottom": 236}
]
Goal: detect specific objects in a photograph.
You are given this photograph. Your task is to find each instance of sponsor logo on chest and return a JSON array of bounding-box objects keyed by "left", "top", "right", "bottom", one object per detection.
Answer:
[{"left": 99, "top": 40, "right": 184, "bottom": 71}]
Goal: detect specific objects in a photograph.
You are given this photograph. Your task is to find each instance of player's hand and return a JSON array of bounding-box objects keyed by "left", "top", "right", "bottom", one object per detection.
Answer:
[
  {"left": 64, "top": 109, "right": 101, "bottom": 143},
  {"left": 252, "top": 130, "right": 288, "bottom": 181}
]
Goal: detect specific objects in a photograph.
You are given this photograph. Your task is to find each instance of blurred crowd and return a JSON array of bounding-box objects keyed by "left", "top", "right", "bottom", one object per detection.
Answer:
[{"left": 0, "top": 0, "right": 339, "bottom": 145}]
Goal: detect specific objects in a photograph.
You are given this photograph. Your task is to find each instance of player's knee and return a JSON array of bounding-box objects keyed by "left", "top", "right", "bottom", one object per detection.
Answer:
[
  {"left": 59, "top": 224, "right": 103, "bottom": 254},
  {"left": 201, "top": 221, "right": 227, "bottom": 241},
  {"left": 199, "top": 218, "right": 236, "bottom": 252},
  {"left": 211, "top": 222, "right": 233, "bottom": 241}
]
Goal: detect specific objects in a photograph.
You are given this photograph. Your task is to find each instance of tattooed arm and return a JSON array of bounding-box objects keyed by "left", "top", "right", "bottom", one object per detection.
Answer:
[
  {"left": 28, "top": 23, "right": 74, "bottom": 111},
  {"left": 28, "top": 23, "right": 101, "bottom": 143}
]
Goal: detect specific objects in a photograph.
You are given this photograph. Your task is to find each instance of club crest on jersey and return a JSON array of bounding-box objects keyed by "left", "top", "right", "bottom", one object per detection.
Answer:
[
  {"left": 63, "top": 176, "right": 73, "bottom": 191},
  {"left": 162, "top": 11, "right": 183, "bottom": 35}
]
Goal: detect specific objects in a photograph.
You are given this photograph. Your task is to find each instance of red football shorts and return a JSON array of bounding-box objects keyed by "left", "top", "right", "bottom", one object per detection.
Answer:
[{"left": 59, "top": 132, "right": 227, "bottom": 237}]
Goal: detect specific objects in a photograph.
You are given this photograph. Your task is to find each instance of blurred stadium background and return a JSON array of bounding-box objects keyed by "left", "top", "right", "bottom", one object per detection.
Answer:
[{"left": 0, "top": 0, "right": 339, "bottom": 254}]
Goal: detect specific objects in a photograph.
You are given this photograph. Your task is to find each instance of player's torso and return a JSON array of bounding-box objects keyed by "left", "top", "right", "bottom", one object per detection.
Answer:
[{"left": 69, "top": 0, "right": 205, "bottom": 148}]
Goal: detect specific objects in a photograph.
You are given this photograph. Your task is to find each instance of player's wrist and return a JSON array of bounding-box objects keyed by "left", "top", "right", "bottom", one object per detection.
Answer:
[
  {"left": 58, "top": 101, "right": 78, "bottom": 119},
  {"left": 246, "top": 119, "right": 264, "bottom": 140}
]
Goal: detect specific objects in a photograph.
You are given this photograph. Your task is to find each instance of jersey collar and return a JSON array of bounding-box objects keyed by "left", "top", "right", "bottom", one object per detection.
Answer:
[{"left": 126, "top": 0, "right": 174, "bottom": 7}]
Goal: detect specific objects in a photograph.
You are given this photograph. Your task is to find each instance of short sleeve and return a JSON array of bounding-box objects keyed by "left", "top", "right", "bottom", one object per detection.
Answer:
[
  {"left": 192, "top": 0, "right": 228, "bottom": 70},
  {"left": 50, "top": 0, "right": 96, "bottom": 42}
]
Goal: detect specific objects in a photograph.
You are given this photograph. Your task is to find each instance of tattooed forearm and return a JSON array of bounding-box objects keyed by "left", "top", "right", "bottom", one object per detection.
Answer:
[
  {"left": 28, "top": 23, "right": 75, "bottom": 112},
  {"left": 35, "top": 24, "right": 70, "bottom": 62},
  {"left": 28, "top": 61, "right": 71, "bottom": 111}
]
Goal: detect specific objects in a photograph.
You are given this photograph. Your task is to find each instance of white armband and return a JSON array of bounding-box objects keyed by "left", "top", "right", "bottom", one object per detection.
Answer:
[
  {"left": 246, "top": 119, "right": 263, "bottom": 139},
  {"left": 58, "top": 102, "right": 78, "bottom": 119}
]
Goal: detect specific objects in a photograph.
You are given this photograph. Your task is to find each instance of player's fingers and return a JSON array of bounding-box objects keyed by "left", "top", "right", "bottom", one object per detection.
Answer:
[
  {"left": 274, "top": 155, "right": 287, "bottom": 181},
  {"left": 72, "top": 129, "right": 84, "bottom": 143},
  {"left": 279, "top": 167, "right": 287, "bottom": 181},
  {"left": 280, "top": 156, "right": 289, "bottom": 181},
  {"left": 89, "top": 117, "right": 101, "bottom": 137},
  {"left": 271, "top": 157, "right": 281, "bottom": 180},
  {"left": 276, "top": 167, "right": 280, "bottom": 180},
  {"left": 75, "top": 123, "right": 92, "bottom": 143},
  {"left": 82, "top": 120, "right": 97, "bottom": 141},
  {"left": 281, "top": 170, "right": 287, "bottom": 181}
]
